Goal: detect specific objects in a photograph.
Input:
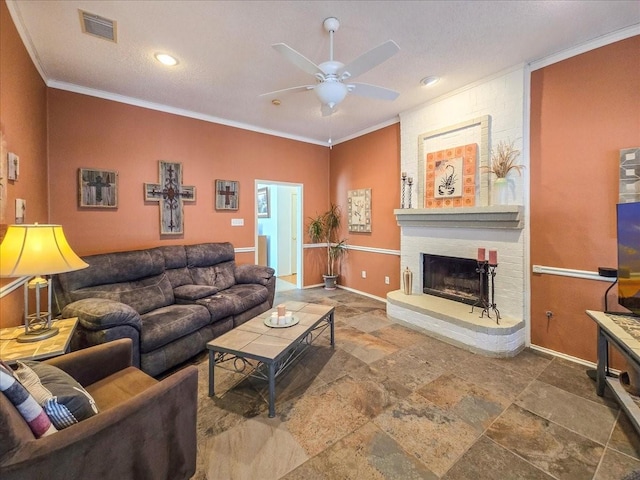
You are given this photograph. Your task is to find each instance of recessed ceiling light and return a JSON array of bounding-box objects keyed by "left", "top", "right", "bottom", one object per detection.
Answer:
[
  {"left": 272, "top": 99, "right": 281, "bottom": 106},
  {"left": 155, "top": 53, "right": 178, "bottom": 66},
  {"left": 420, "top": 76, "right": 440, "bottom": 87}
]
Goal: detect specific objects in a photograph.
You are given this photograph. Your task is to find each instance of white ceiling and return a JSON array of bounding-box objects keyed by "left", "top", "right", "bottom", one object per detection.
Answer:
[{"left": 7, "top": 1, "right": 640, "bottom": 145}]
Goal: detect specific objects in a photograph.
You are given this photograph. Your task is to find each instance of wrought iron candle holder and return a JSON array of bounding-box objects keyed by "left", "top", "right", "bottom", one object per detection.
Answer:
[
  {"left": 471, "top": 260, "right": 490, "bottom": 317},
  {"left": 471, "top": 261, "right": 501, "bottom": 323},
  {"left": 487, "top": 263, "right": 500, "bottom": 323},
  {"left": 407, "top": 177, "right": 413, "bottom": 208},
  {"left": 401, "top": 172, "right": 407, "bottom": 208}
]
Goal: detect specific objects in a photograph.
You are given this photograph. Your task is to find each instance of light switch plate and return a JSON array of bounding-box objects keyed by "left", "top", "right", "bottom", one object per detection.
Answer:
[{"left": 231, "top": 218, "right": 244, "bottom": 226}]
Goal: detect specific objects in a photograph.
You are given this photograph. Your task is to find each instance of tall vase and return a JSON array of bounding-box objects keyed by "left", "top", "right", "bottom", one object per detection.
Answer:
[
  {"left": 403, "top": 267, "right": 413, "bottom": 295},
  {"left": 492, "top": 177, "right": 509, "bottom": 205}
]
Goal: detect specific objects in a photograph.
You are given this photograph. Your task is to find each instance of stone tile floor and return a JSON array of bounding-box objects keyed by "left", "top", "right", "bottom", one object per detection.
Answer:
[{"left": 190, "top": 287, "right": 640, "bottom": 479}]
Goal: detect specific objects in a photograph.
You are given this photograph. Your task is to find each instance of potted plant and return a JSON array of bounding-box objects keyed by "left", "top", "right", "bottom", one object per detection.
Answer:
[
  {"left": 484, "top": 140, "right": 525, "bottom": 205},
  {"left": 307, "top": 203, "right": 347, "bottom": 289}
]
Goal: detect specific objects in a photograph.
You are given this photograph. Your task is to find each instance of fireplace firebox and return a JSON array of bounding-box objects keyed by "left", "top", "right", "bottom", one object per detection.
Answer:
[{"left": 422, "top": 253, "right": 487, "bottom": 305}]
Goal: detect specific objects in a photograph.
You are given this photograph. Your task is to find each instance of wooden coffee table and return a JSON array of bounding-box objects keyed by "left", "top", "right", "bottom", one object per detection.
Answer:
[{"left": 207, "top": 302, "right": 335, "bottom": 417}]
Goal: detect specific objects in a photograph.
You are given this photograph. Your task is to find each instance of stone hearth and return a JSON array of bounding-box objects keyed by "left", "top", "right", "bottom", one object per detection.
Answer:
[{"left": 387, "top": 291, "right": 525, "bottom": 357}]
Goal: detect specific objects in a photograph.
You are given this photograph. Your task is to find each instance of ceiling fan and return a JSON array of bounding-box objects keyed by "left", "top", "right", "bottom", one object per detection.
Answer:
[{"left": 261, "top": 17, "right": 400, "bottom": 116}]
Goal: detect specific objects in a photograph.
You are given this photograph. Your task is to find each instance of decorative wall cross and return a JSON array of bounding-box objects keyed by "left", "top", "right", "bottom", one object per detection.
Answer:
[
  {"left": 87, "top": 174, "right": 113, "bottom": 204},
  {"left": 215, "top": 179, "right": 239, "bottom": 210},
  {"left": 144, "top": 161, "right": 196, "bottom": 235}
]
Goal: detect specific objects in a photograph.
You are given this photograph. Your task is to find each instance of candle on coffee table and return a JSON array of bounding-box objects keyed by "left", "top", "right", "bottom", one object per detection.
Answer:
[{"left": 277, "top": 304, "right": 286, "bottom": 317}]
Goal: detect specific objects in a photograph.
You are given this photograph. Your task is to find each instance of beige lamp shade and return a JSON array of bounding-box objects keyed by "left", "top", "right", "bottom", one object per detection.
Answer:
[{"left": 0, "top": 224, "right": 88, "bottom": 277}]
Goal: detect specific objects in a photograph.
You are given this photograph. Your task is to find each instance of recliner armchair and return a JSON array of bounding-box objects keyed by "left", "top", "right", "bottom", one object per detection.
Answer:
[{"left": 0, "top": 339, "right": 197, "bottom": 480}]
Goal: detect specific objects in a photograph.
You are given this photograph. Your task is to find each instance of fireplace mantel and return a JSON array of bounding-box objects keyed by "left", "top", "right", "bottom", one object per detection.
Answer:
[{"left": 394, "top": 205, "right": 523, "bottom": 229}]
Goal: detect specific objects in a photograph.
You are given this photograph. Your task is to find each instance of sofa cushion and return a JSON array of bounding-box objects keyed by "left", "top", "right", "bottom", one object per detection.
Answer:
[
  {"left": 190, "top": 261, "right": 236, "bottom": 291},
  {"left": 174, "top": 284, "right": 219, "bottom": 301},
  {"left": 15, "top": 361, "right": 99, "bottom": 430},
  {"left": 194, "top": 284, "right": 269, "bottom": 322},
  {"left": 223, "top": 284, "right": 270, "bottom": 312},
  {"left": 86, "top": 366, "right": 158, "bottom": 412},
  {"left": 69, "top": 273, "right": 175, "bottom": 315},
  {"left": 185, "top": 242, "right": 234, "bottom": 267},
  {"left": 156, "top": 246, "right": 195, "bottom": 288},
  {"left": 140, "top": 304, "right": 211, "bottom": 353},
  {"left": 58, "top": 248, "right": 166, "bottom": 292},
  {"left": 165, "top": 267, "right": 194, "bottom": 289},
  {"left": 0, "top": 362, "right": 57, "bottom": 438}
]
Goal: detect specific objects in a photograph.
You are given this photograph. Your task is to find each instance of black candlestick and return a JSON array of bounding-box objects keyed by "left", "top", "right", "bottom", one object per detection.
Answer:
[
  {"left": 487, "top": 263, "right": 500, "bottom": 324},
  {"left": 471, "top": 261, "right": 490, "bottom": 317}
]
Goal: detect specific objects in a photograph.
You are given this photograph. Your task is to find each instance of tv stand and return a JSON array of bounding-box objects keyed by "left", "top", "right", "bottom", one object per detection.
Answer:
[{"left": 586, "top": 310, "right": 640, "bottom": 434}]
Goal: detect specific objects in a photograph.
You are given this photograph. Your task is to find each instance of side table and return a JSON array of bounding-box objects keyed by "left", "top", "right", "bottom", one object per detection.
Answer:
[
  {"left": 587, "top": 310, "right": 640, "bottom": 434},
  {"left": 0, "top": 317, "right": 78, "bottom": 363}
]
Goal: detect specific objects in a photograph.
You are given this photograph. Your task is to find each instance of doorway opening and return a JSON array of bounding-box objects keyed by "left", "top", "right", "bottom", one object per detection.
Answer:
[{"left": 255, "top": 180, "right": 303, "bottom": 292}]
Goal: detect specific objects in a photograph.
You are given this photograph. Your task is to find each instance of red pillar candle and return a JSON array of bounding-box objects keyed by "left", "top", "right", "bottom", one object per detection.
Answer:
[
  {"left": 477, "top": 247, "right": 486, "bottom": 262},
  {"left": 489, "top": 249, "right": 498, "bottom": 265}
]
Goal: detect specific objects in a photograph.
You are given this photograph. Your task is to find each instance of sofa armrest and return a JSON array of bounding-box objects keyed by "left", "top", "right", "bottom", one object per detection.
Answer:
[
  {"left": 61, "top": 298, "right": 142, "bottom": 332},
  {"left": 45, "top": 339, "right": 133, "bottom": 387},
  {"left": 1, "top": 365, "right": 198, "bottom": 480},
  {"left": 235, "top": 264, "right": 275, "bottom": 286}
]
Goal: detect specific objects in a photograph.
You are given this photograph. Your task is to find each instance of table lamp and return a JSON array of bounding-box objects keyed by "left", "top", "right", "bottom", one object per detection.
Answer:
[{"left": 0, "top": 224, "right": 88, "bottom": 343}]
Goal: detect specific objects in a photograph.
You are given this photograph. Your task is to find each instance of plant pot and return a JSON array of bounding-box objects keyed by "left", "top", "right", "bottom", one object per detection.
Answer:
[
  {"left": 322, "top": 274, "right": 338, "bottom": 290},
  {"left": 492, "top": 177, "right": 509, "bottom": 205}
]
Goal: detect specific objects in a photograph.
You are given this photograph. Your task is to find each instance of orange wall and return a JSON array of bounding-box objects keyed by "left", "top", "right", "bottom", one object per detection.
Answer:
[
  {"left": 329, "top": 124, "right": 401, "bottom": 298},
  {"left": 47, "top": 89, "right": 330, "bottom": 279},
  {"left": 0, "top": 0, "right": 48, "bottom": 327},
  {"left": 530, "top": 35, "right": 640, "bottom": 362}
]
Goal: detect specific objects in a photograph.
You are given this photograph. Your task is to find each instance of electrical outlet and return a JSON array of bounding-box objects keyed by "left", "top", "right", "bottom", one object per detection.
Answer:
[
  {"left": 361, "top": 271, "right": 367, "bottom": 279},
  {"left": 385, "top": 276, "right": 390, "bottom": 285}
]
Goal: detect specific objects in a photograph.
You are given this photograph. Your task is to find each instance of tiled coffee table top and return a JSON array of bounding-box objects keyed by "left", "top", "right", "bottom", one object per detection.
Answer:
[{"left": 207, "top": 302, "right": 333, "bottom": 360}]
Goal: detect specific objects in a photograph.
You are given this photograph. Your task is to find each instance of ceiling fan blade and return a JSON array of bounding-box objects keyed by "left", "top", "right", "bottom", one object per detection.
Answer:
[
  {"left": 259, "top": 85, "right": 314, "bottom": 98},
  {"left": 349, "top": 82, "right": 399, "bottom": 101},
  {"left": 338, "top": 40, "right": 399, "bottom": 80},
  {"left": 321, "top": 103, "right": 336, "bottom": 117},
  {"left": 272, "top": 43, "right": 323, "bottom": 76}
]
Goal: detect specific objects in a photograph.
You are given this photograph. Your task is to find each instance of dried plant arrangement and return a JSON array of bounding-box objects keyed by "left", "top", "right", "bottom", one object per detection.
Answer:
[{"left": 485, "top": 140, "right": 525, "bottom": 178}]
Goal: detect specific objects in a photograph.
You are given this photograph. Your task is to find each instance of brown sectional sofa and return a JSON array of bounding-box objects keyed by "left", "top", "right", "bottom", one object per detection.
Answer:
[{"left": 53, "top": 242, "right": 275, "bottom": 376}]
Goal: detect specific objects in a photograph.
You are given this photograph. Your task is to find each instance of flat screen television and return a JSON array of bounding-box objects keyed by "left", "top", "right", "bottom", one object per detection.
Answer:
[{"left": 617, "top": 201, "right": 640, "bottom": 316}]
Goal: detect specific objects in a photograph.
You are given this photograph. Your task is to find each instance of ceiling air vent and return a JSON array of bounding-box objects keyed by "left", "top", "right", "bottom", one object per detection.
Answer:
[{"left": 79, "top": 10, "right": 117, "bottom": 43}]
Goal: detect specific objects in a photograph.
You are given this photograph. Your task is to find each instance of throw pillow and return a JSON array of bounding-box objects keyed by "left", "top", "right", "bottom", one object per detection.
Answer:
[
  {"left": 0, "top": 361, "right": 57, "bottom": 438},
  {"left": 14, "top": 361, "right": 98, "bottom": 430}
]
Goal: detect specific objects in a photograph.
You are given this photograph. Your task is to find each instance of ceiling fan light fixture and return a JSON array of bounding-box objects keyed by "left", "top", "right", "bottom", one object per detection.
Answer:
[
  {"left": 315, "top": 81, "right": 348, "bottom": 108},
  {"left": 155, "top": 53, "right": 179, "bottom": 66},
  {"left": 420, "top": 75, "right": 440, "bottom": 87}
]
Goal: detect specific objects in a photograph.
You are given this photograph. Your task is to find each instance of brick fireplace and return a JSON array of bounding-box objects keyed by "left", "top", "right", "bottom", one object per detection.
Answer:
[{"left": 386, "top": 206, "right": 526, "bottom": 357}]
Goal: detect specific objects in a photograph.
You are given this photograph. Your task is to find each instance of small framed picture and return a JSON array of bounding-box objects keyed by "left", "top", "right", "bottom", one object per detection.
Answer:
[
  {"left": 257, "top": 187, "right": 270, "bottom": 218},
  {"left": 348, "top": 188, "right": 372, "bottom": 232},
  {"left": 79, "top": 168, "right": 118, "bottom": 208},
  {"left": 15, "top": 198, "right": 25, "bottom": 224},
  {"left": 7, "top": 152, "right": 19, "bottom": 181},
  {"left": 215, "top": 180, "right": 239, "bottom": 210}
]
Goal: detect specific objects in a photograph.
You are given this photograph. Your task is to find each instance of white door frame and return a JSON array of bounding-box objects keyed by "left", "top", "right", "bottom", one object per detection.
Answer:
[{"left": 255, "top": 179, "right": 303, "bottom": 288}]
